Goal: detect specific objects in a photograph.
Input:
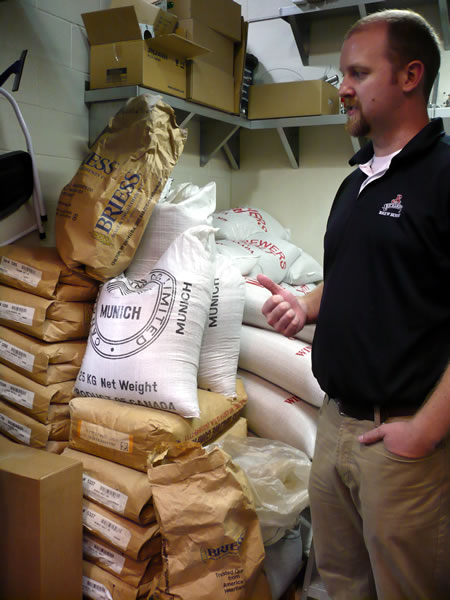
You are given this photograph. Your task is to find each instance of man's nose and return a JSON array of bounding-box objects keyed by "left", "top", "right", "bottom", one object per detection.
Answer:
[{"left": 338, "top": 77, "right": 353, "bottom": 98}]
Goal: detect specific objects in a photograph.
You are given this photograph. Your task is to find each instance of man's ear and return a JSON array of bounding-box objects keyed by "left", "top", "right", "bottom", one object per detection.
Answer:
[{"left": 401, "top": 60, "right": 425, "bottom": 93}]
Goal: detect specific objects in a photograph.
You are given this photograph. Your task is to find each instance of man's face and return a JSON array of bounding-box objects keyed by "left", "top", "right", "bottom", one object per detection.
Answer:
[{"left": 339, "top": 24, "right": 402, "bottom": 138}]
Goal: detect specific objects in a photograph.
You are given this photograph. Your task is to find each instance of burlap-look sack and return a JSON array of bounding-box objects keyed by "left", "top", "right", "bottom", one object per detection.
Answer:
[
  {"left": 69, "top": 379, "right": 247, "bottom": 472},
  {"left": 0, "top": 245, "right": 99, "bottom": 301},
  {"left": 0, "top": 363, "right": 74, "bottom": 423},
  {"left": 0, "top": 325, "right": 86, "bottom": 385},
  {"left": 55, "top": 94, "right": 187, "bottom": 282},
  {"left": 147, "top": 443, "right": 271, "bottom": 600},
  {"left": 82, "top": 498, "right": 160, "bottom": 561},
  {"left": 0, "top": 285, "right": 93, "bottom": 342},
  {"left": 63, "top": 447, "right": 155, "bottom": 525}
]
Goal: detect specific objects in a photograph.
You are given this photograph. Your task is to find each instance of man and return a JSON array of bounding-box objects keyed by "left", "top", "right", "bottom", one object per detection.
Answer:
[{"left": 258, "top": 9, "right": 449, "bottom": 599}]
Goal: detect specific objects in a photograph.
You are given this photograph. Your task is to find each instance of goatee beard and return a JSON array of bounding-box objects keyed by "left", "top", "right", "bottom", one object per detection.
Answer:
[{"left": 345, "top": 109, "right": 370, "bottom": 138}]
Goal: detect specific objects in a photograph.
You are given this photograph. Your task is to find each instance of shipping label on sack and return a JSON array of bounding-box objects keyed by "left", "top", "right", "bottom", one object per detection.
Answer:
[
  {"left": 74, "top": 226, "right": 215, "bottom": 418},
  {"left": 55, "top": 94, "right": 187, "bottom": 282}
]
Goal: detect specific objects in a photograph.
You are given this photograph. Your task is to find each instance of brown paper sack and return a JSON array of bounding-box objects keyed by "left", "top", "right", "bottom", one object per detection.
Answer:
[
  {"left": 69, "top": 379, "right": 247, "bottom": 472},
  {"left": 55, "top": 94, "right": 187, "bottom": 282},
  {"left": 0, "top": 325, "right": 86, "bottom": 385},
  {"left": 63, "top": 447, "right": 155, "bottom": 525},
  {"left": 46, "top": 405, "right": 70, "bottom": 441},
  {"left": 0, "top": 399, "right": 48, "bottom": 448},
  {"left": 82, "top": 560, "right": 154, "bottom": 600},
  {"left": 82, "top": 498, "right": 161, "bottom": 561},
  {"left": 0, "top": 245, "right": 99, "bottom": 301},
  {"left": 0, "top": 284, "right": 93, "bottom": 342},
  {"left": 46, "top": 440, "right": 70, "bottom": 454},
  {"left": 147, "top": 443, "right": 272, "bottom": 600},
  {"left": 83, "top": 531, "right": 161, "bottom": 588},
  {"left": 0, "top": 363, "right": 74, "bottom": 423}
]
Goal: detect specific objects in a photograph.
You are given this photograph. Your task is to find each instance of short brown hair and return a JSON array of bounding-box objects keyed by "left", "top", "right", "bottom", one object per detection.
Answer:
[{"left": 345, "top": 9, "right": 441, "bottom": 100}]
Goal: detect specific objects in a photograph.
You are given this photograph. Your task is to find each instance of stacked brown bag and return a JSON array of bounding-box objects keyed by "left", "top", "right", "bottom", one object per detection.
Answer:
[{"left": 0, "top": 245, "right": 98, "bottom": 453}]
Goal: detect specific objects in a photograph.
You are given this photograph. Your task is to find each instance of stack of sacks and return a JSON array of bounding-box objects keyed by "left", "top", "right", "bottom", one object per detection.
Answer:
[
  {"left": 211, "top": 207, "right": 325, "bottom": 460},
  {"left": 62, "top": 447, "right": 161, "bottom": 600},
  {"left": 239, "top": 278, "right": 324, "bottom": 460},
  {"left": 213, "top": 206, "right": 323, "bottom": 286},
  {"left": 0, "top": 246, "right": 98, "bottom": 454},
  {"left": 67, "top": 187, "right": 251, "bottom": 598}
]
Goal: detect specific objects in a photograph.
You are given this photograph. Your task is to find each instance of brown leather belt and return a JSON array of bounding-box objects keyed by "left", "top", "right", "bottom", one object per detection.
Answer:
[{"left": 333, "top": 397, "right": 418, "bottom": 423}]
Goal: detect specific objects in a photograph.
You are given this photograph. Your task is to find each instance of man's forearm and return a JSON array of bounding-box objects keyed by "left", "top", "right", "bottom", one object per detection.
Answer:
[
  {"left": 298, "top": 282, "right": 323, "bottom": 325},
  {"left": 412, "top": 363, "right": 450, "bottom": 447}
]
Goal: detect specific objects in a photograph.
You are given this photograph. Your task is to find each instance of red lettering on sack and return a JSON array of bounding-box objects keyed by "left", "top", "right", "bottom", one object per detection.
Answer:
[
  {"left": 296, "top": 345, "right": 312, "bottom": 357},
  {"left": 231, "top": 208, "right": 268, "bottom": 232},
  {"left": 284, "top": 395, "right": 301, "bottom": 405}
]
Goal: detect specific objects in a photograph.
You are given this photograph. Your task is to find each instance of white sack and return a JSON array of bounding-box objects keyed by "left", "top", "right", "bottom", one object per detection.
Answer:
[
  {"left": 245, "top": 232, "right": 301, "bottom": 283},
  {"left": 126, "top": 181, "right": 216, "bottom": 280},
  {"left": 74, "top": 225, "right": 216, "bottom": 418},
  {"left": 215, "top": 240, "right": 259, "bottom": 276},
  {"left": 238, "top": 325, "right": 324, "bottom": 408},
  {"left": 213, "top": 207, "right": 290, "bottom": 241},
  {"left": 238, "top": 369, "right": 319, "bottom": 460},
  {"left": 198, "top": 254, "right": 245, "bottom": 397},
  {"left": 283, "top": 250, "right": 323, "bottom": 285},
  {"left": 243, "top": 278, "right": 316, "bottom": 343}
]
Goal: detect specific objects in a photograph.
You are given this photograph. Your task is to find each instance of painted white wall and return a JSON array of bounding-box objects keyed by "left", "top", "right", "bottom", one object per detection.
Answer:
[{"left": 0, "top": 0, "right": 232, "bottom": 247}]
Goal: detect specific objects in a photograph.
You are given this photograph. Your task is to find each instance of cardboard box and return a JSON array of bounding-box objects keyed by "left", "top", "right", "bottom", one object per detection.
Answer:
[
  {"left": 248, "top": 80, "right": 340, "bottom": 119},
  {"left": 187, "top": 60, "right": 235, "bottom": 113},
  {"left": 178, "top": 18, "right": 234, "bottom": 73},
  {"left": 0, "top": 435, "right": 83, "bottom": 600},
  {"left": 109, "top": 0, "right": 177, "bottom": 35},
  {"left": 168, "top": 0, "right": 242, "bottom": 42},
  {"left": 82, "top": 7, "right": 210, "bottom": 95}
]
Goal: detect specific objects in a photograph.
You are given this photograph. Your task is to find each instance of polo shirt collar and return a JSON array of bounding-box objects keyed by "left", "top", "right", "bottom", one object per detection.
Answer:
[{"left": 348, "top": 117, "right": 445, "bottom": 167}]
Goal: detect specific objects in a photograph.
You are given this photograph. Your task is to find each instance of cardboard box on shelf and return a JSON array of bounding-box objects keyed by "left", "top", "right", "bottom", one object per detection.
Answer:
[
  {"left": 0, "top": 435, "right": 83, "bottom": 600},
  {"left": 187, "top": 60, "right": 235, "bottom": 113},
  {"left": 82, "top": 6, "right": 210, "bottom": 95},
  {"left": 109, "top": 0, "right": 178, "bottom": 35},
  {"left": 178, "top": 18, "right": 234, "bottom": 73},
  {"left": 248, "top": 80, "right": 340, "bottom": 119},
  {"left": 167, "top": 0, "right": 242, "bottom": 42}
]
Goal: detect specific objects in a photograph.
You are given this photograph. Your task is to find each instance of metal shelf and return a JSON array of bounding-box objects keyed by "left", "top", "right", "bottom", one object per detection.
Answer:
[
  {"left": 85, "top": 85, "right": 345, "bottom": 170},
  {"left": 85, "top": 86, "right": 450, "bottom": 170}
]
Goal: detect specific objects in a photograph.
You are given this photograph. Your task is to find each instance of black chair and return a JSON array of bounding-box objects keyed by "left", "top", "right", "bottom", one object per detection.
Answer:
[{"left": 0, "top": 50, "right": 46, "bottom": 242}]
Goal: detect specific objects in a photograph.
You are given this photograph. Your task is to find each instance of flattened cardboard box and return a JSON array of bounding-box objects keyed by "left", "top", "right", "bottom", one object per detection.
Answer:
[
  {"left": 0, "top": 435, "right": 83, "bottom": 600},
  {"left": 83, "top": 6, "right": 210, "bottom": 96},
  {"left": 248, "top": 80, "right": 340, "bottom": 119}
]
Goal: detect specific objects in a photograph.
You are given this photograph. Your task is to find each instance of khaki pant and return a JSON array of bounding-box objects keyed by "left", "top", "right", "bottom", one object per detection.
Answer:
[{"left": 309, "top": 397, "right": 450, "bottom": 600}]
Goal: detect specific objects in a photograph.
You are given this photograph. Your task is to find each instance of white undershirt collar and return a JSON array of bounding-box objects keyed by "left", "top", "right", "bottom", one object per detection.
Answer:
[{"left": 358, "top": 148, "right": 402, "bottom": 195}]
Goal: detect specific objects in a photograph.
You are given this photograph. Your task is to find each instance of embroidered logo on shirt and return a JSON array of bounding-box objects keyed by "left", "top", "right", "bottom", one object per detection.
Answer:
[{"left": 379, "top": 194, "right": 403, "bottom": 218}]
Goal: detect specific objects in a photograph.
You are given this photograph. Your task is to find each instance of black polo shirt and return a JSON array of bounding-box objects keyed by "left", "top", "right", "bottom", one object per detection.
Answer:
[{"left": 312, "top": 118, "right": 450, "bottom": 409}]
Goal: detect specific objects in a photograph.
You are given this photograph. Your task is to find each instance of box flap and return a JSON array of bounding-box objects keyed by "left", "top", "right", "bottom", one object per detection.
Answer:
[
  {"left": 82, "top": 7, "right": 142, "bottom": 45},
  {"left": 146, "top": 34, "right": 210, "bottom": 58},
  {"left": 109, "top": 0, "right": 177, "bottom": 34}
]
